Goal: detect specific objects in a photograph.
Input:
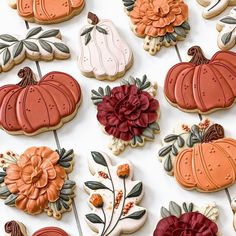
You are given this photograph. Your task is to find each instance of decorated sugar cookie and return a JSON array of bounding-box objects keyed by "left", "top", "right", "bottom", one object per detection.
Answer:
[
  {"left": 164, "top": 46, "right": 236, "bottom": 114},
  {"left": 231, "top": 197, "right": 236, "bottom": 231},
  {"left": 197, "top": 0, "right": 236, "bottom": 19},
  {"left": 217, "top": 7, "right": 236, "bottom": 50},
  {"left": 0, "top": 147, "right": 76, "bottom": 219},
  {"left": 5, "top": 221, "right": 28, "bottom": 236},
  {"left": 0, "top": 67, "right": 82, "bottom": 136},
  {"left": 0, "top": 27, "right": 70, "bottom": 73},
  {"left": 122, "top": 0, "right": 190, "bottom": 55},
  {"left": 84, "top": 151, "right": 147, "bottom": 236},
  {"left": 79, "top": 12, "right": 133, "bottom": 81},
  {"left": 91, "top": 75, "right": 160, "bottom": 155},
  {"left": 9, "top": 0, "right": 85, "bottom": 24},
  {"left": 158, "top": 119, "right": 236, "bottom": 192},
  {"left": 32, "top": 227, "right": 69, "bottom": 236},
  {"left": 154, "top": 201, "right": 219, "bottom": 235}
]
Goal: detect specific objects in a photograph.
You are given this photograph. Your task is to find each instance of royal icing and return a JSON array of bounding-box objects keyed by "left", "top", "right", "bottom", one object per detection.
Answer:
[
  {"left": 5, "top": 221, "right": 27, "bottom": 236},
  {"left": 32, "top": 227, "right": 69, "bottom": 236},
  {"left": 91, "top": 75, "right": 160, "bottom": 155},
  {"left": 197, "top": 0, "right": 236, "bottom": 19},
  {"left": 231, "top": 197, "right": 236, "bottom": 231},
  {"left": 217, "top": 7, "right": 236, "bottom": 50},
  {"left": 122, "top": 0, "right": 190, "bottom": 55},
  {"left": 154, "top": 201, "right": 219, "bottom": 235},
  {"left": 84, "top": 151, "right": 147, "bottom": 236},
  {"left": 79, "top": 12, "right": 133, "bottom": 81},
  {"left": 159, "top": 120, "right": 236, "bottom": 192},
  {"left": 164, "top": 46, "right": 236, "bottom": 114},
  {"left": 0, "top": 27, "right": 70, "bottom": 73},
  {"left": 0, "top": 67, "right": 82, "bottom": 135},
  {"left": 10, "top": 0, "right": 85, "bottom": 24},
  {"left": 0, "top": 147, "right": 75, "bottom": 219}
]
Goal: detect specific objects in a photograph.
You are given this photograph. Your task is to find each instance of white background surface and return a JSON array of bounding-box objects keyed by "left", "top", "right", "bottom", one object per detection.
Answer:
[{"left": 0, "top": 0, "right": 236, "bottom": 235}]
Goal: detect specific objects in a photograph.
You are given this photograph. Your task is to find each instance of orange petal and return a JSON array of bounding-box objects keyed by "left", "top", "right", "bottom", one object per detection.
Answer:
[
  {"left": 35, "top": 172, "right": 48, "bottom": 188},
  {"left": 27, "top": 185, "right": 40, "bottom": 200},
  {"left": 31, "top": 155, "right": 42, "bottom": 168},
  {"left": 55, "top": 165, "right": 66, "bottom": 179},
  {"left": 26, "top": 199, "right": 42, "bottom": 214},
  {"left": 16, "top": 195, "right": 28, "bottom": 211},
  {"left": 6, "top": 164, "right": 20, "bottom": 180}
]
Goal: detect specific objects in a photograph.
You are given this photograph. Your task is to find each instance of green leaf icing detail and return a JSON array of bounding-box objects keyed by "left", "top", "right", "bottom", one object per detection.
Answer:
[
  {"left": 26, "top": 27, "right": 42, "bottom": 38},
  {"left": 86, "top": 214, "right": 104, "bottom": 224},
  {"left": 85, "top": 181, "right": 110, "bottom": 191},
  {"left": 169, "top": 201, "right": 182, "bottom": 217},
  {"left": 126, "top": 182, "right": 143, "bottom": 198},
  {"left": 91, "top": 151, "right": 108, "bottom": 167}
]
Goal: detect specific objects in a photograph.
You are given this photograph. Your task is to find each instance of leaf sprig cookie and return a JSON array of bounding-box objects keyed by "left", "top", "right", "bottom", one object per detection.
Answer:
[
  {"left": 154, "top": 201, "right": 219, "bottom": 235},
  {"left": 164, "top": 46, "right": 236, "bottom": 114},
  {"left": 158, "top": 119, "right": 236, "bottom": 192},
  {"left": 0, "top": 147, "right": 76, "bottom": 219},
  {"left": 91, "top": 75, "right": 160, "bottom": 155},
  {"left": 197, "top": 0, "right": 236, "bottom": 19},
  {"left": 79, "top": 12, "right": 133, "bottom": 81},
  {"left": 84, "top": 152, "right": 147, "bottom": 236},
  {"left": 122, "top": 0, "right": 190, "bottom": 55},
  {"left": 217, "top": 7, "right": 236, "bottom": 50},
  {"left": 9, "top": 0, "right": 85, "bottom": 24},
  {"left": 0, "top": 27, "right": 70, "bottom": 73},
  {"left": 0, "top": 67, "right": 82, "bottom": 136}
]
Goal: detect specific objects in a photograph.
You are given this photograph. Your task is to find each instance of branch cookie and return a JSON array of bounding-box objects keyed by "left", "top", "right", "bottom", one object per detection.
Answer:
[
  {"left": 0, "top": 27, "right": 70, "bottom": 73},
  {"left": 197, "top": 0, "right": 236, "bottom": 19},
  {"left": 9, "top": 0, "right": 85, "bottom": 24},
  {"left": 0, "top": 67, "right": 82, "bottom": 136},
  {"left": 91, "top": 75, "right": 160, "bottom": 155},
  {"left": 79, "top": 12, "right": 133, "bottom": 81},
  {"left": 164, "top": 46, "right": 236, "bottom": 114},
  {"left": 84, "top": 151, "right": 147, "bottom": 236},
  {"left": 122, "top": 0, "right": 190, "bottom": 55},
  {"left": 217, "top": 7, "right": 236, "bottom": 50},
  {"left": 154, "top": 201, "right": 219, "bottom": 235},
  {"left": 158, "top": 119, "right": 236, "bottom": 192},
  {"left": 0, "top": 147, "right": 75, "bottom": 220}
]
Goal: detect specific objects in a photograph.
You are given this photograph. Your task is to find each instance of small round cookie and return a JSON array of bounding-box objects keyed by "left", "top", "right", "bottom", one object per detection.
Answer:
[
  {"left": 79, "top": 12, "right": 133, "bottom": 81},
  {"left": 217, "top": 7, "right": 236, "bottom": 50},
  {"left": 9, "top": 0, "right": 85, "bottom": 24},
  {"left": 5, "top": 221, "right": 28, "bottom": 236},
  {"left": 197, "top": 0, "right": 236, "bottom": 19}
]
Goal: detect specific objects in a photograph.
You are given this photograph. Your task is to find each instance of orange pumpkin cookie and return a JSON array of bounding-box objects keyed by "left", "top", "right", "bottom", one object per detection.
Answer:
[
  {"left": 0, "top": 147, "right": 75, "bottom": 219},
  {"left": 9, "top": 0, "right": 85, "bottom": 24},
  {"left": 122, "top": 0, "right": 190, "bottom": 55},
  {"left": 0, "top": 67, "right": 82, "bottom": 136},
  {"left": 158, "top": 119, "right": 236, "bottom": 192},
  {"left": 164, "top": 46, "right": 236, "bottom": 114}
]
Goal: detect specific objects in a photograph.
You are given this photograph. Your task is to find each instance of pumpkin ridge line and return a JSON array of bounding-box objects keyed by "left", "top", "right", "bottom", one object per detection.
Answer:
[{"left": 39, "top": 0, "right": 51, "bottom": 20}]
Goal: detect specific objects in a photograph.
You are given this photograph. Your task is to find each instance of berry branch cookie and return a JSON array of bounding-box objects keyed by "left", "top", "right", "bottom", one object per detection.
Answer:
[
  {"left": 91, "top": 75, "right": 160, "bottom": 155},
  {"left": 79, "top": 12, "right": 133, "bottom": 81},
  {"left": 84, "top": 151, "right": 147, "bottom": 236},
  {"left": 0, "top": 27, "right": 70, "bottom": 73},
  {"left": 122, "top": 0, "right": 190, "bottom": 55},
  {"left": 217, "top": 7, "right": 236, "bottom": 50},
  {"left": 0, "top": 147, "right": 76, "bottom": 219},
  {"left": 158, "top": 119, "right": 236, "bottom": 192}
]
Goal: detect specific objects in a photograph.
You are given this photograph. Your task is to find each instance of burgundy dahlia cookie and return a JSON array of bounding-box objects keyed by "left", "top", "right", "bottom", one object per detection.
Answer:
[{"left": 91, "top": 75, "right": 160, "bottom": 155}]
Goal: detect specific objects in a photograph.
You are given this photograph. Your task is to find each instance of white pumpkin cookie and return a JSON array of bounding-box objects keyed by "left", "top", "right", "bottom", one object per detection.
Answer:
[
  {"left": 197, "top": 0, "right": 236, "bottom": 19},
  {"left": 217, "top": 7, "right": 236, "bottom": 50},
  {"left": 0, "top": 27, "right": 70, "bottom": 73},
  {"left": 79, "top": 12, "right": 133, "bottom": 81},
  {"left": 84, "top": 151, "right": 147, "bottom": 236}
]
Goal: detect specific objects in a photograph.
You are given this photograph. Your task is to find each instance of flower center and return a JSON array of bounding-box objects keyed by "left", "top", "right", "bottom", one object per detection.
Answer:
[{"left": 31, "top": 167, "right": 43, "bottom": 183}]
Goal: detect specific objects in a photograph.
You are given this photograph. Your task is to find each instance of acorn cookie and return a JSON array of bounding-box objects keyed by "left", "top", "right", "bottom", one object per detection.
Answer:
[
  {"left": 0, "top": 147, "right": 76, "bottom": 219},
  {"left": 0, "top": 67, "right": 82, "bottom": 136},
  {"left": 154, "top": 201, "right": 219, "bottom": 235},
  {"left": 9, "top": 0, "right": 85, "bottom": 24},
  {"left": 79, "top": 12, "right": 133, "bottom": 81},
  {"left": 84, "top": 151, "right": 147, "bottom": 236},
  {"left": 164, "top": 46, "right": 236, "bottom": 114},
  {"left": 91, "top": 75, "right": 160, "bottom": 155},
  {"left": 0, "top": 27, "right": 70, "bottom": 73},
  {"left": 122, "top": 0, "right": 190, "bottom": 55}
]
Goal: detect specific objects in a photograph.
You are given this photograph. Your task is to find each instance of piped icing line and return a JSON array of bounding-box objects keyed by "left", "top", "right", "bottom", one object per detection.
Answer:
[
  {"left": 79, "top": 12, "right": 133, "bottom": 81},
  {"left": 84, "top": 151, "right": 147, "bottom": 236},
  {"left": 0, "top": 27, "right": 70, "bottom": 73}
]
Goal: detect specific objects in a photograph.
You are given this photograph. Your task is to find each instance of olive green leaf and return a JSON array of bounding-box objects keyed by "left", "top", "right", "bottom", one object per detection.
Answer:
[
  {"left": 39, "top": 39, "right": 53, "bottom": 53},
  {"left": 127, "top": 182, "right": 143, "bottom": 198},
  {"left": 13, "top": 41, "right": 24, "bottom": 58},
  {"left": 23, "top": 41, "right": 39, "bottom": 52},
  {"left": 26, "top": 27, "right": 42, "bottom": 38}
]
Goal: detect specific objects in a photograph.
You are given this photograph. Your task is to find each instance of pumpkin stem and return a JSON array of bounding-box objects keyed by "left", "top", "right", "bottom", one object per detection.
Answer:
[
  {"left": 17, "top": 67, "right": 38, "bottom": 87},
  {"left": 202, "top": 124, "right": 225, "bottom": 143},
  {"left": 88, "top": 12, "right": 99, "bottom": 25},
  {"left": 188, "top": 46, "right": 210, "bottom": 65}
]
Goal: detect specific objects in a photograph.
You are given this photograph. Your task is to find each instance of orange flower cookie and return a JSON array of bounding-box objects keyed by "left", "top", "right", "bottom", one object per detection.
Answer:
[
  {"left": 0, "top": 147, "right": 75, "bottom": 219},
  {"left": 158, "top": 119, "right": 236, "bottom": 192},
  {"left": 122, "top": 0, "right": 190, "bottom": 55},
  {"left": 9, "top": 0, "right": 85, "bottom": 24}
]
